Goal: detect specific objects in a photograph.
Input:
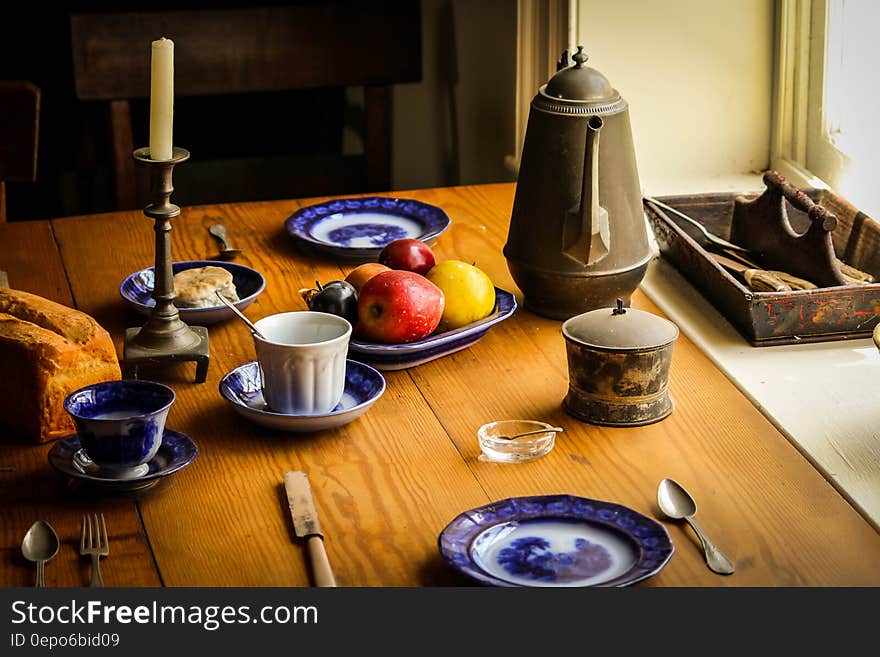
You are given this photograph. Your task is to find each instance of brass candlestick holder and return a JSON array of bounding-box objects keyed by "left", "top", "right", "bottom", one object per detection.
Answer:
[{"left": 123, "top": 146, "right": 209, "bottom": 383}]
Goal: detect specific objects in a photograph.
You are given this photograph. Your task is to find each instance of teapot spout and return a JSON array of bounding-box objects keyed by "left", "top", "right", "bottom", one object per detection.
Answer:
[{"left": 564, "top": 115, "right": 608, "bottom": 265}]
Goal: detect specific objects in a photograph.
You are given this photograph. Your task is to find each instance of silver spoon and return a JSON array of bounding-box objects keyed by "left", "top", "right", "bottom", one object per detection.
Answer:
[
  {"left": 657, "top": 478, "right": 735, "bottom": 575},
  {"left": 21, "top": 520, "right": 60, "bottom": 587},
  {"left": 500, "top": 426, "right": 564, "bottom": 441},
  {"left": 209, "top": 223, "right": 243, "bottom": 259},
  {"left": 215, "top": 292, "right": 266, "bottom": 339}
]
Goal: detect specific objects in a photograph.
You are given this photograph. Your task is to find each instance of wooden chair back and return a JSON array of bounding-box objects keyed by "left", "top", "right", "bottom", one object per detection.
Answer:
[
  {"left": 0, "top": 81, "right": 40, "bottom": 222},
  {"left": 70, "top": 3, "right": 421, "bottom": 209}
]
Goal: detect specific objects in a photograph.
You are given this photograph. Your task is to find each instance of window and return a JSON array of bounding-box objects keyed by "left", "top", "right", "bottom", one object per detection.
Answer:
[{"left": 772, "top": 0, "right": 880, "bottom": 219}]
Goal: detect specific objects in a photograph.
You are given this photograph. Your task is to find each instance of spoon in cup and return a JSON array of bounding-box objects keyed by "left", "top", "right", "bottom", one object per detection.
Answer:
[{"left": 215, "top": 292, "right": 265, "bottom": 339}]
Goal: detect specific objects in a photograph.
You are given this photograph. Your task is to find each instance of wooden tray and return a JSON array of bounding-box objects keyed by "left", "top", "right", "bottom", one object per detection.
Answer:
[{"left": 645, "top": 187, "right": 880, "bottom": 346}]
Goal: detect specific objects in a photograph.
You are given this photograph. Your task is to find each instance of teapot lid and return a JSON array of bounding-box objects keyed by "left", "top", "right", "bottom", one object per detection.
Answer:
[
  {"left": 543, "top": 46, "right": 620, "bottom": 104},
  {"left": 562, "top": 300, "right": 679, "bottom": 352}
]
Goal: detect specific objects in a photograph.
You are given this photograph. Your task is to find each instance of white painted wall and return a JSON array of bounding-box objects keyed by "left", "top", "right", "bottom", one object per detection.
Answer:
[
  {"left": 575, "top": 0, "right": 774, "bottom": 194},
  {"left": 389, "top": 0, "right": 773, "bottom": 195}
]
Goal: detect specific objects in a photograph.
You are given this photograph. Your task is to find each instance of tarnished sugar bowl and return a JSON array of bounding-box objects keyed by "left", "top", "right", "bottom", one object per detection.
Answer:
[{"left": 562, "top": 300, "right": 679, "bottom": 427}]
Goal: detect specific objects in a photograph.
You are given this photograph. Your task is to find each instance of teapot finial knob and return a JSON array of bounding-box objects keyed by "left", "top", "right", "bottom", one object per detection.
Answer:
[{"left": 572, "top": 45, "right": 589, "bottom": 68}]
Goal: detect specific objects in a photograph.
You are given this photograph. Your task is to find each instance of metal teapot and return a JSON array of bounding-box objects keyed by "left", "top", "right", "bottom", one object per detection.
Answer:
[{"left": 504, "top": 46, "right": 651, "bottom": 320}]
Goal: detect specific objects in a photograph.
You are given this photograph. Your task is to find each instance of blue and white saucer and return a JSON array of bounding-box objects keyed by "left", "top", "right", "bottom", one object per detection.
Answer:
[
  {"left": 439, "top": 495, "right": 674, "bottom": 587},
  {"left": 218, "top": 359, "right": 386, "bottom": 432},
  {"left": 284, "top": 196, "right": 451, "bottom": 260},
  {"left": 48, "top": 429, "right": 198, "bottom": 491}
]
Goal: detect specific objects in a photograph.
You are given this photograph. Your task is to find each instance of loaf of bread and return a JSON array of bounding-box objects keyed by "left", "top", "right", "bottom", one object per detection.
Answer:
[{"left": 0, "top": 288, "right": 122, "bottom": 443}]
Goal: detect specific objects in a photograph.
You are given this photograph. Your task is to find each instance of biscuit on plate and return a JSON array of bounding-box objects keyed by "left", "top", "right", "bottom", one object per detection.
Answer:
[{"left": 173, "top": 266, "right": 240, "bottom": 308}]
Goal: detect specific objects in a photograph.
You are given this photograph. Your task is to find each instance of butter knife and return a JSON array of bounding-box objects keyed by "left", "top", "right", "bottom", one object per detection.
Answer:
[{"left": 283, "top": 471, "right": 337, "bottom": 587}]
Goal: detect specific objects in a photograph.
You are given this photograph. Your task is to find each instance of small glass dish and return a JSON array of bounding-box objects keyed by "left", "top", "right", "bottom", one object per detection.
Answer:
[{"left": 477, "top": 420, "right": 557, "bottom": 463}]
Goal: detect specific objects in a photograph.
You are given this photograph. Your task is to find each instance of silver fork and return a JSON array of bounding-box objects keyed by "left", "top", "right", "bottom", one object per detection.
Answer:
[{"left": 80, "top": 514, "right": 109, "bottom": 587}]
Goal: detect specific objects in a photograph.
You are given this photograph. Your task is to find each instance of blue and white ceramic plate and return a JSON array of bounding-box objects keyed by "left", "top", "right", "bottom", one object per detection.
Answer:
[
  {"left": 47, "top": 429, "right": 198, "bottom": 491},
  {"left": 218, "top": 359, "right": 386, "bottom": 432},
  {"left": 349, "top": 287, "right": 517, "bottom": 370},
  {"left": 120, "top": 260, "right": 266, "bottom": 325},
  {"left": 438, "top": 495, "right": 674, "bottom": 587},
  {"left": 284, "top": 196, "right": 451, "bottom": 260}
]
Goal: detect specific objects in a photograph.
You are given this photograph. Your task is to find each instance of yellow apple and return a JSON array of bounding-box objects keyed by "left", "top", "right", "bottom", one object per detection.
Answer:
[{"left": 426, "top": 260, "right": 496, "bottom": 330}]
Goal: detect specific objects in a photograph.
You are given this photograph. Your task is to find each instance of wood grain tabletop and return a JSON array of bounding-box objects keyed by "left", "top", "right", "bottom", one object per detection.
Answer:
[{"left": 1, "top": 183, "right": 878, "bottom": 587}]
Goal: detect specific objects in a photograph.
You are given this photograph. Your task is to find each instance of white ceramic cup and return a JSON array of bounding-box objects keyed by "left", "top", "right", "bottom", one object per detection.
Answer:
[{"left": 252, "top": 311, "right": 352, "bottom": 415}]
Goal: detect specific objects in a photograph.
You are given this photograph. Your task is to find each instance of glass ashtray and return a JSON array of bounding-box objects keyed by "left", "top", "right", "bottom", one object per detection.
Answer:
[{"left": 477, "top": 420, "right": 558, "bottom": 463}]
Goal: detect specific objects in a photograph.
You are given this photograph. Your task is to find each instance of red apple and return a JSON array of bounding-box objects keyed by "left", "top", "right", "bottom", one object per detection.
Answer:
[
  {"left": 355, "top": 270, "right": 444, "bottom": 343},
  {"left": 378, "top": 238, "right": 436, "bottom": 275}
]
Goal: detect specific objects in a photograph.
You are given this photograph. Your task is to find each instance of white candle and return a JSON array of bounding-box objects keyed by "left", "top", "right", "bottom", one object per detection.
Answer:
[{"left": 149, "top": 37, "right": 174, "bottom": 161}]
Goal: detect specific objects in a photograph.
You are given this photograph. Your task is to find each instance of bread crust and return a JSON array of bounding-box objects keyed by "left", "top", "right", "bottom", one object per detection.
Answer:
[{"left": 0, "top": 289, "right": 122, "bottom": 443}]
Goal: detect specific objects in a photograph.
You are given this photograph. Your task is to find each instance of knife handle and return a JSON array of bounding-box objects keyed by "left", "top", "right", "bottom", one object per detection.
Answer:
[{"left": 307, "top": 536, "right": 337, "bottom": 587}]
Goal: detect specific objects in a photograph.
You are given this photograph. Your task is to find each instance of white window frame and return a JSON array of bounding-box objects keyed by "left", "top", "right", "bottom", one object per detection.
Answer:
[
  {"left": 770, "top": 0, "right": 830, "bottom": 188},
  {"left": 771, "top": 0, "right": 879, "bottom": 195}
]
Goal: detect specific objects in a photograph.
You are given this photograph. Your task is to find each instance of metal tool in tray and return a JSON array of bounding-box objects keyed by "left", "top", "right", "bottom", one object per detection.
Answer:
[{"left": 731, "top": 171, "right": 873, "bottom": 287}]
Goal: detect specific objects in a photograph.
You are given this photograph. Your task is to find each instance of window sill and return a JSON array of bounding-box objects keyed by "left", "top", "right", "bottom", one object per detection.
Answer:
[{"left": 639, "top": 173, "right": 880, "bottom": 532}]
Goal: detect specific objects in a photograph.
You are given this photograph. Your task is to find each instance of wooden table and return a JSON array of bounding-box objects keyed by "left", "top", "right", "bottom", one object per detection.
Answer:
[{"left": 1, "top": 183, "right": 879, "bottom": 587}]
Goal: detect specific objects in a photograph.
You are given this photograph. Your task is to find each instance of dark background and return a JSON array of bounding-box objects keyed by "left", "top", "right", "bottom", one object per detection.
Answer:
[{"left": 1, "top": 1, "right": 371, "bottom": 220}]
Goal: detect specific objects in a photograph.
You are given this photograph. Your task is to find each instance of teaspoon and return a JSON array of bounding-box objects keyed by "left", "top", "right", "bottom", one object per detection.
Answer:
[
  {"left": 500, "top": 426, "right": 564, "bottom": 441},
  {"left": 21, "top": 520, "right": 60, "bottom": 587},
  {"left": 208, "top": 223, "right": 243, "bottom": 259},
  {"left": 657, "top": 478, "right": 735, "bottom": 575},
  {"left": 215, "top": 292, "right": 265, "bottom": 339}
]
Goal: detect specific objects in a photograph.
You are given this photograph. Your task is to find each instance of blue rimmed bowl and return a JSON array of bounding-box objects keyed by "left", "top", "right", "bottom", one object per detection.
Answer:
[
  {"left": 218, "top": 359, "right": 386, "bottom": 432},
  {"left": 63, "top": 380, "right": 176, "bottom": 479},
  {"left": 120, "top": 260, "right": 266, "bottom": 325},
  {"left": 284, "top": 196, "right": 451, "bottom": 260},
  {"left": 438, "top": 494, "right": 674, "bottom": 587},
  {"left": 348, "top": 287, "right": 517, "bottom": 370}
]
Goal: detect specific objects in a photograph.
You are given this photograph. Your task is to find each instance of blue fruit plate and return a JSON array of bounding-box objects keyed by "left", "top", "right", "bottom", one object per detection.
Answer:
[{"left": 348, "top": 287, "right": 517, "bottom": 370}]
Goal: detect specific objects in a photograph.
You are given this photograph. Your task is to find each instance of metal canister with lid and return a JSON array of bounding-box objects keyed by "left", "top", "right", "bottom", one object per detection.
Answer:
[{"left": 561, "top": 300, "right": 679, "bottom": 426}]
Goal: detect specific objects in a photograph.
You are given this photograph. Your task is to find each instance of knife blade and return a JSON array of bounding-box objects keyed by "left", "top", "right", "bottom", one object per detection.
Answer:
[{"left": 283, "top": 470, "right": 336, "bottom": 587}]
